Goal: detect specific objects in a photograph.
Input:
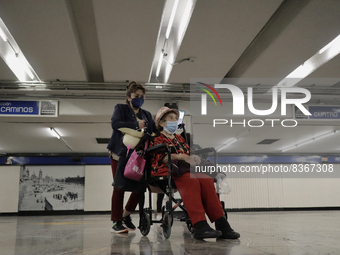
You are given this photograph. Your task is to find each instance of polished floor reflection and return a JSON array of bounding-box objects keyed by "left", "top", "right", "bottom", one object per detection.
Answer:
[{"left": 0, "top": 211, "right": 339, "bottom": 254}]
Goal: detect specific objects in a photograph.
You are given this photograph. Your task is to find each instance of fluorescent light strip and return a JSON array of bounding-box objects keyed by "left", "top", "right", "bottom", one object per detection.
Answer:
[
  {"left": 0, "top": 28, "right": 7, "bottom": 42},
  {"left": 5, "top": 55, "right": 28, "bottom": 81},
  {"left": 50, "top": 127, "right": 61, "bottom": 139},
  {"left": 282, "top": 130, "right": 338, "bottom": 152},
  {"left": 0, "top": 17, "right": 40, "bottom": 81},
  {"left": 149, "top": 0, "right": 196, "bottom": 84},
  {"left": 59, "top": 138, "right": 73, "bottom": 151},
  {"left": 318, "top": 34, "right": 340, "bottom": 54},
  {"left": 276, "top": 33, "right": 340, "bottom": 87},
  {"left": 177, "top": 0, "right": 194, "bottom": 47},
  {"left": 49, "top": 128, "right": 73, "bottom": 151},
  {"left": 165, "top": 0, "right": 179, "bottom": 39},
  {"left": 18, "top": 54, "right": 34, "bottom": 79},
  {"left": 163, "top": 0, "right": 194, "bottom": 84},
  {"left": 156, "top": 53, "right": 163, "bottom": 77},
  {"left": 217, "top": 129, "right": 250, "bottom": 152},
  {"left": 217, "top": 138, "right": 237, "bottom": 152}
]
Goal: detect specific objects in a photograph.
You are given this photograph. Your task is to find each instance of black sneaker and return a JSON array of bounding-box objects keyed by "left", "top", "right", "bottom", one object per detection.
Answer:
[
  {"left": 123, "top": 214, "right": 136, "bottom": 231},
  {"left": 111, "top": 221, "right": 128, "bottom": 234}
]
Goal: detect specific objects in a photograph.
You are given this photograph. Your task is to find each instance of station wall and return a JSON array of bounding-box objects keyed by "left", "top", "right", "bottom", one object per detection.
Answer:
[{"left": 1, "top": 164, "right": 339, "bottom": 214}]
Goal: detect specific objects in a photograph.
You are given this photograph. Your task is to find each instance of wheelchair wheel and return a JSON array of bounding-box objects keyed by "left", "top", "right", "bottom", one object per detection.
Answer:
[
  {"left": 162, "top": 204, "right": 174, "bottom": 226},
  {"left": 186, "top": 220, "right": 195, "bottom": 233},
  {"left": 162, "top": 212, "right": 172, "bottom": 239},
  {"left": 140, "top": 211, "right": 150, "bottom": 236}
]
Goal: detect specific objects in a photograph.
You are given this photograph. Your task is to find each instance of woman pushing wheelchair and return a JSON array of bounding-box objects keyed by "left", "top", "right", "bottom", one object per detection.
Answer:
[{"left": 149, "top": 106, "right": 240, "bottom": 240}]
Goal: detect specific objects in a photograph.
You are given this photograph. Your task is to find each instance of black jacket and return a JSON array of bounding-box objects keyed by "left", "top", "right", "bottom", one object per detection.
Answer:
[{"left": 107, "top": 104, "right": 155, "bottom": 156}]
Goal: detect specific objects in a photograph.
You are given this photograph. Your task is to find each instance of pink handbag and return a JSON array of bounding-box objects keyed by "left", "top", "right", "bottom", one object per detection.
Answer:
[{"left": 124, "top": 140, "right": 149, "bottom": 181}]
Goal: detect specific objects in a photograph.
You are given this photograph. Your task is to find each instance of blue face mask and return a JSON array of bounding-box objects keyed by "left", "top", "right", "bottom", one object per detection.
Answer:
[
  {"left": 164, "top": 121, "right": 178, "bottom": 134},
  {"left": 131, "top": 97, "right": 144, "bottom": 109}
]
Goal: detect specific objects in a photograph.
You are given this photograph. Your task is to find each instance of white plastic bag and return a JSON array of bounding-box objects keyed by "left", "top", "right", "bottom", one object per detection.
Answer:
[{"left": 215, "top": 174, "right": 231, "bottom": 194}]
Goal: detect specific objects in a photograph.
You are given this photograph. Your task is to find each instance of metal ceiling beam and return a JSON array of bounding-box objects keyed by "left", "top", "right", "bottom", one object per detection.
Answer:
[
  {"left": 65, "top": 0, "right": 104, "bottom": 82},
  {"left": 225, "top": 0, "right": 311, "bottom": 78}
]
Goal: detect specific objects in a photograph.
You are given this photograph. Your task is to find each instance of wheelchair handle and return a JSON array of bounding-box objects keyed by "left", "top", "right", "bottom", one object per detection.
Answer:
[
  {"left": 193, "top": 147, "right": 216, "bottom": 155},
  {"left": 145, "top": 143, "right": 169, "bottom": 154}
]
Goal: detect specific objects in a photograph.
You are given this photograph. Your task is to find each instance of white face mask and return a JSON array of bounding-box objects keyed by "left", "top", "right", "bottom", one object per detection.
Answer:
[{"left": 164, "top": 121, "right": 178, "bottom": 134}]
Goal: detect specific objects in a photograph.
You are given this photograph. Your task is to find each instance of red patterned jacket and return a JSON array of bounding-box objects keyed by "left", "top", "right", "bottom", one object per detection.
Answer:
[{"left": 149, "top": 133, "right": 191, "bottom": 176}]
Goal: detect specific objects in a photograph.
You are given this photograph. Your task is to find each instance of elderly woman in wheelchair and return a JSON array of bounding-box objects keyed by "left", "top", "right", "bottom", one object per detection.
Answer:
[{"left": 147, "top": 106, "right": 240, "bottom": 240}]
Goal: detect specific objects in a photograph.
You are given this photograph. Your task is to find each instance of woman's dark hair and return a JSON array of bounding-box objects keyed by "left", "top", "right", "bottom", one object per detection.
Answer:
[{"left": 126, "top": 81, "right": 146, "bottom": 104}]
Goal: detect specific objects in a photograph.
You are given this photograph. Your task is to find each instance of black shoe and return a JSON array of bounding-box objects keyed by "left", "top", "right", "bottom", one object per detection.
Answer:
[
  {"left": 194, "top": 228, "right": 222, "bottom": 240},
  {"left": 215, "top": 216, "right": 240, "bottom": 239},
  {"left": 123, "top": 214, "right": 136, "bottom": 231},
  {"left": 219, "top": 230, "right": 240, "bottom": 239},
  {"left": 193, "top": 220, "right": 222, "bottom": 240},
  {"left": 111, "top": 221, "right": 128, "bottom": 234}
]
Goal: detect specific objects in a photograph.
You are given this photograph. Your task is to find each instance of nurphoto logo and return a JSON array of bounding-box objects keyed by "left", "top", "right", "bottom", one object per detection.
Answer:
[{"left": 196, "top": 82, "right": 312, "bottom": 128}]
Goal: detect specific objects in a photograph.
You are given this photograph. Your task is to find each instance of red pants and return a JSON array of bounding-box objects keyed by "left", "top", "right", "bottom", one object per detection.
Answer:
[
  {"left": 111, "top": 158, "right": 139, "bottom": 222},
  {"left": 173, "top": 173, "right": 224, "bottom": 226}
]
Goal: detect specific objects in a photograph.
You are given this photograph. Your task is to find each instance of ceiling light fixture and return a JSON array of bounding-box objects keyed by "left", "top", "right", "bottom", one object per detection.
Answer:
[
  {"left": 217, "top": 129, "right": 250, "bottom": 152},
  {"left": 0, "top": 17, "right": 40, "bottom": 82},
  {"left": 318, "top": 34, "right": 340, "bottom": 54},
  {"left": 0, "top": 27, "right": 7, "bottom": 42},
  {"left": 50, "top": 127, "right": 61, "bottom": 139},
  {"left": 144, "top": 82, "right": 172, "bottom": 90},
  {"left": 282, "top": 130, "right": 338, "bottom": 152},
  {"left": 49, "top": 127, "right": 73, "bottom": 151},
  {"left": 165, "top": 0, "right": 179, "bottom": 39},
  {"left": 275, "top": 34, "right": 340, "bottom": 88},
  {"left": 149, "top": 0, "right": 196, "bottom": 84},
  {"left": 156, "top": 53, "right": 164, "bottom": 77}
]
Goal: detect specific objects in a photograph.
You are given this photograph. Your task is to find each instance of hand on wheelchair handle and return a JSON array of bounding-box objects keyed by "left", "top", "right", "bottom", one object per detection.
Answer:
[
  {"left": 136, "top": 150, "right": 144, "bottom": 156},
  {"left": 177, "top": 123, "right": 185, "bottom": 129},
  {"left": 192, "top": 155, "right": 201, "bottom": 166},
  {"left": 178, "top": 154, "right": 201, "bottom": 167},
  {"left": 138, "top": 120, "right": 146, "bottom": 129}
]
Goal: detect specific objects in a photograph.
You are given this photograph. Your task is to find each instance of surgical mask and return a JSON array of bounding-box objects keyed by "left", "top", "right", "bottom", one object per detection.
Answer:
[
  {"left": 131, "top": 97, "right": 144, "bottom": 109},
  {"left": 164, "top": 121, "right": 178, "bottom": 134}
]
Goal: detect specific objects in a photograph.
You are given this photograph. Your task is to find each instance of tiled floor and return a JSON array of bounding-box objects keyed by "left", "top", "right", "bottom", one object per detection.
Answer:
[{"left": 0, "top": 211, "right": 339, "bottom": 254}]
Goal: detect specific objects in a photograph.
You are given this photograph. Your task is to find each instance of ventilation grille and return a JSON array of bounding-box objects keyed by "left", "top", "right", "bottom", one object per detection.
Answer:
[
  {"left": 96, "top": 138, "right": 110, "bottom": 144},
  {"left": 257, "top": 139, "right": 280, "bottom": 145}
]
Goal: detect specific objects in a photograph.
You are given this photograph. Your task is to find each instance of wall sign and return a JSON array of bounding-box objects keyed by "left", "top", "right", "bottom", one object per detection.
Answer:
[
  {"left": 0, "top": 100, "right": 58, "bottom": 117},
  {"left": 308, "top": 106, "right": 340, "bottom": 119},
  {"left": 295, "top": 106, "right": 340, "bottom": 120}
]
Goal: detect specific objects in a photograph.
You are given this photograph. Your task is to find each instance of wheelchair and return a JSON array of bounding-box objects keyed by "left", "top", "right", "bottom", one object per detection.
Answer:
[{"left": 137, "top": 132, "right": 228, "bottom": 239}]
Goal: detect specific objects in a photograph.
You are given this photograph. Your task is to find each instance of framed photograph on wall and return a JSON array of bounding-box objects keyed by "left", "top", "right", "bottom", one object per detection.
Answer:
[{"left": 18, "top": 165, "right": 85, "bottom": 211}]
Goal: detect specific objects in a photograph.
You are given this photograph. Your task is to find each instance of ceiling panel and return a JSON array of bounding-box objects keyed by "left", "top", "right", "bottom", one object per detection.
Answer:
[
  {"left": 193, "top": 121, "right": 340, "bottom": 155},
  {"left": 239, "top": 0, "right": 340, "bottom": 79},
  {"left": 0, "top": 0, "right": 87, "bottom": 81},
  {"left": 169, "top": 0, "right": 283, "bottom": 83},
  {"left": 93, "top": 0, "right": 164, "bottom": 83}
]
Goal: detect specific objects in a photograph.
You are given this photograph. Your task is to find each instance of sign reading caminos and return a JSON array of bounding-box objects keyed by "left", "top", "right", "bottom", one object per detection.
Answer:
[{"left": 0, "top": 100, "right": 58, "bottom": 117}]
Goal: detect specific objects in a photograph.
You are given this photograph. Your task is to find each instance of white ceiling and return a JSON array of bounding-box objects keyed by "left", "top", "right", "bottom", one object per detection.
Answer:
[{"left": 1, "top": 0, "right": 340, "bottom": 156}]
